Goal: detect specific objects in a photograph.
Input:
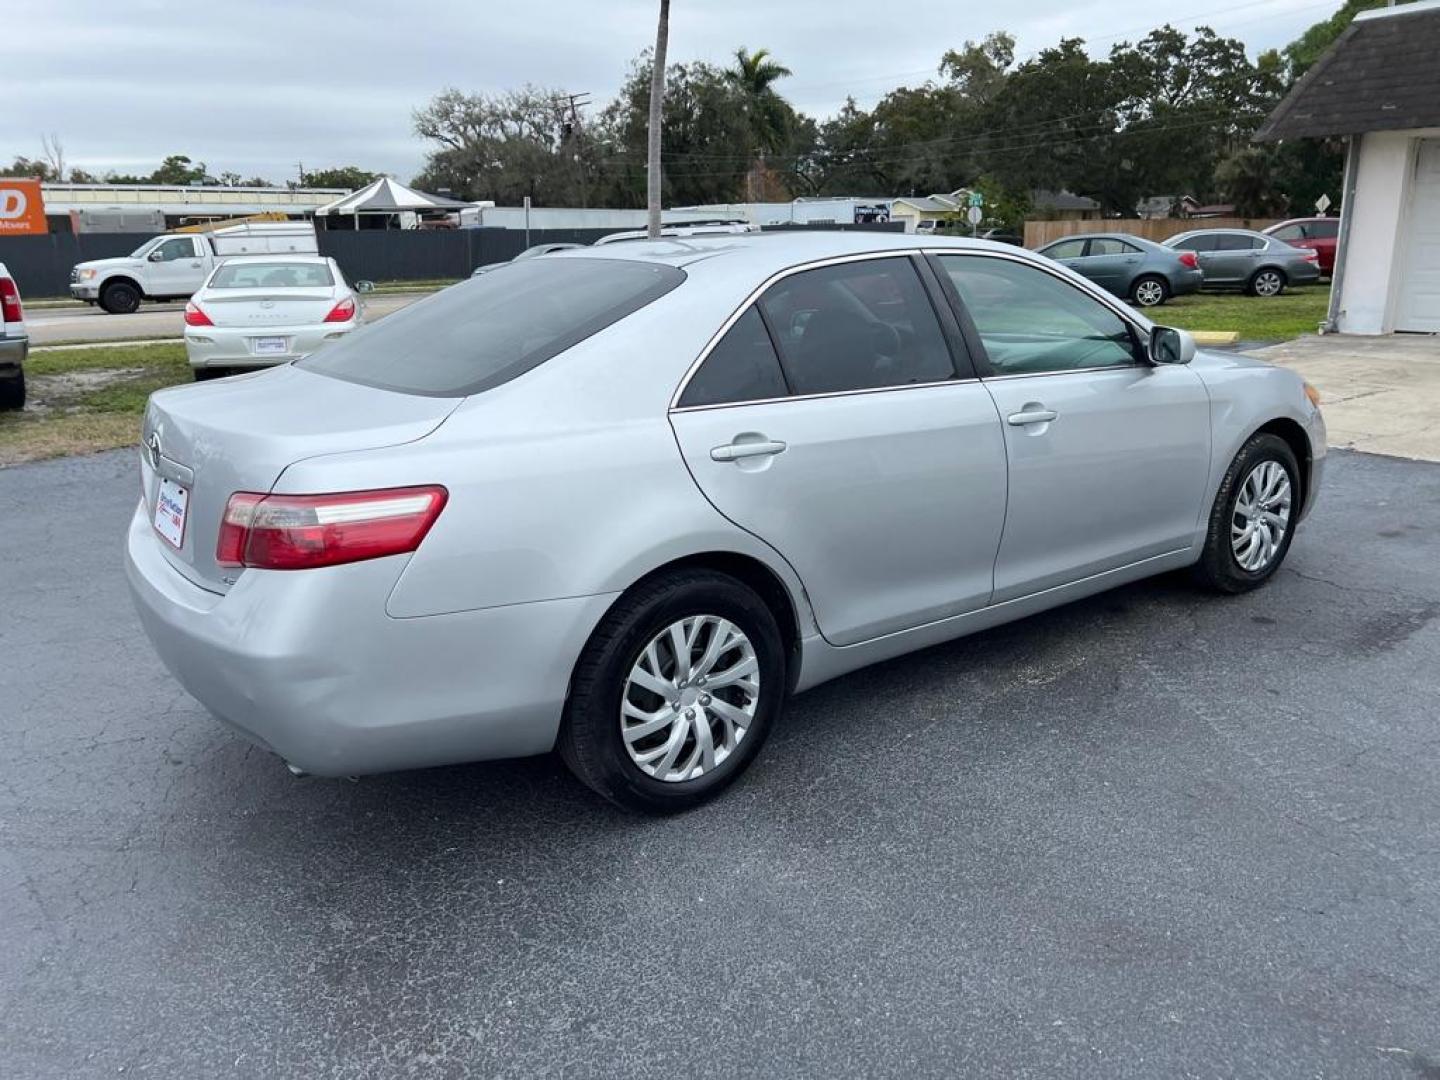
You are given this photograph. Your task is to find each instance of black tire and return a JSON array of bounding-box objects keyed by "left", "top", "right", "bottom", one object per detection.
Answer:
[
  {"left": 99, "top": 280, "right": 142, "bottom": 314},
  {"left": 1193, "top": 433, "right": 1301, "bottom": 594},
  {"left": 1130, "top": 274, "right": 1169, "bottom": 308},
  {"left": 1247, "top": 267, "right": 1287, "bottom": 298},
  {"left": 0, "top": 368, "right": 24, "bottom": 411},
  {"left": 558, "top": 569, "right": 786, "bottom": 814}
]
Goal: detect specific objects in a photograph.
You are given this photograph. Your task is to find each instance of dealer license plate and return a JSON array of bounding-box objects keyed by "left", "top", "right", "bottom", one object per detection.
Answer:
[{"left": 154, "top": 477, "right": 189, "bottom": 549}]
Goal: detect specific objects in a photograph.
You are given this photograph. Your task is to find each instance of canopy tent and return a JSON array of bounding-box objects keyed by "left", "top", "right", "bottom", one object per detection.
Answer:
[{"left": 313, "top": 177, "right": 472, "bottom": 228}]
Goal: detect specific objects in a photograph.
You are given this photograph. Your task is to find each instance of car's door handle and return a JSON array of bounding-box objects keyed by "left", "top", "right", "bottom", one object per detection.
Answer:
[
  {"left": 711, "top": 439, "right": 787, "bottom": 462},
  {"left": 1007, "top": 409, "right": 1058, "bottom": 426}
]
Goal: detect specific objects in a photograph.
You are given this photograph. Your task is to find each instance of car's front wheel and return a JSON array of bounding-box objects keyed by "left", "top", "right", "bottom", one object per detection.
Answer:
[
  {"left": 559, "top": 569, "right": 786, "bottom": 813},
  {"left": 1131, "top": 275, "right": 1168, "bottom": 308},
  {"left": 1194, "top": 433, "right": 1301, "bottom": 593}
]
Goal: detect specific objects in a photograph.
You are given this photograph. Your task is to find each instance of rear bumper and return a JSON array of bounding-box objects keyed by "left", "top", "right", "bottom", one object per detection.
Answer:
[
  {"left": 0, "top": 334, "right": 26, "bottom": 372},
  {"left": 184, "top": 323, "right": 355, "bottom": 369},
  {"left": 1290, "top": 263, "right": 1323, "bottom": 286},
  {"left": 125, "top": 501, "right": 616, "bottom": 776},
  {"left": 1171, "top": 269, "right": 1204, "bottom": 296}
]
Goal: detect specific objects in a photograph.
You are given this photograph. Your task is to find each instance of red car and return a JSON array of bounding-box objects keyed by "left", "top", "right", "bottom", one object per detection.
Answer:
[{"left": 1264, "top": 217, "right": 1340, "bottom": 275}]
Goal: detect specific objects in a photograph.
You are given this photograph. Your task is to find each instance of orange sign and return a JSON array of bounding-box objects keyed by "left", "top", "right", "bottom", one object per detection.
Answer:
[{"left": 0, "top": 178, "right": 48, "bottom": 235}]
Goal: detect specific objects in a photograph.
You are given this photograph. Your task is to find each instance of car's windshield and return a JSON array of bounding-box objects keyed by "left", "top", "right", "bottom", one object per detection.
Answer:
[
  {"left": 209, "top": 262, "right": 334, "bottom": 289},
  {"left": 128, "top": 237, "right": 161, "bottom": 258},
  {"left": 299, "top": 257, "right": 685, "bottom": 397}
]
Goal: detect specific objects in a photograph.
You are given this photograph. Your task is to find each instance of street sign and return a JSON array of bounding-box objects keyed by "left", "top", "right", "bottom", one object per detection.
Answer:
[
  {"left": 1315, "top": 193, "right": 1332, "bottom": 215},
  {"left": 967, "top": 206, "right": 983, "bottom": 226},
  {"left": 967, "top": 191, "right": 984, "bottom": 209}
]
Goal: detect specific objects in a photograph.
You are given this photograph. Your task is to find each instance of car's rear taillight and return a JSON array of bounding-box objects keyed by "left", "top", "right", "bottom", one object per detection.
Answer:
[
  {"left": 184, "top": 301, "right": 213, "bottom": 327},
  {"left": 216, "top": 486, "right": 448, "bottom": 570},
  {"left": 1302, "top": 249, "right": 1319, "bottom": 261},
  {"left": 1178, "top": 251, "right": 1199, "bottom": 270},
  {"left": 323, "top": 297, "right": 356, "bottom": 323},
  {"left": 0, "top": 276, "right": 22, "bottom": 323}
]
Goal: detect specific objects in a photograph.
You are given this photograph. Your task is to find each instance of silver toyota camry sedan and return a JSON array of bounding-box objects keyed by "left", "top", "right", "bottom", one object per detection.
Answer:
[{"left": 127, "top": 233, "right": 1326, "bottom": 812}]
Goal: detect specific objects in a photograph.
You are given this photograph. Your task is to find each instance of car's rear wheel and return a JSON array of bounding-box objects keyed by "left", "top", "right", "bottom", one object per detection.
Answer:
[
  {"left": 559, "top": 569, "right": 786, "bottom": 813},
  {"left": 0, "top": 368, "right": 24, "bottom": 411},
  {"left": 1131, "top": 275, "right": 1168, "bottom": 308},
  {"left": 1248, "top": 268, "right": 1287, "bottom": 298},
  {"left": 1194, "top": 433, "right": 1300, "bottom": 593},
  {"left": 99, "top": 280, "right": 141, "bottom": 314}
]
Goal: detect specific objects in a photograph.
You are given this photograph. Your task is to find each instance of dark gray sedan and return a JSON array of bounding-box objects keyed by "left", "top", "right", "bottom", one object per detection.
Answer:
[
  {"left": 1034, "top": 233, "right": 1204, "bottom": 308},
  {"left": 1163, "top": 229, "right": 1322, "bottom": 297}
]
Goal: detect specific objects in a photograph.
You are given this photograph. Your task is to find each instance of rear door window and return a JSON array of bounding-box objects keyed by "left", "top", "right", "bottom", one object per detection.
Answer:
[
  {"left": 1217, "top": 233, "right": 1264, "bottom": 251},
  {"left": 1087, "top": 238, "right": 1139, "bottom": 256},
  {"left": 1171, "top": 234, "right": 1218, "bottom": 252},
  {"left": 678, "top": 308, "right": 788, "bottom": 408},
  {"left": 757, "top": 258, "right": 955, "bottom": 396},
  {"left": 300, "top": 258, "right": 685, "bottom": 396}
]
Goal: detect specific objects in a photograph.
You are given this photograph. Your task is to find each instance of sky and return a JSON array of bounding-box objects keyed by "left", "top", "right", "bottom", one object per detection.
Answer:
[{"left": 7, "top": 0, "right": 1342, "bottom": 186}]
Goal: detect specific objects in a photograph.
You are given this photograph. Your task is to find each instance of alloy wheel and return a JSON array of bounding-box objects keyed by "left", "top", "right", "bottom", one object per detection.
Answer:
[
  {"left": 620, "top": 615, "right": 759, "bottom": 783},
  {"left": 1231, "top": 460, "right": 1292, "bottom": 572},
  {"left": 1254, "top": 271, "right": 1283, "bottom": 297},
  {"left": 1134, "top": 279, "right": 1165, "bottom": 307}
]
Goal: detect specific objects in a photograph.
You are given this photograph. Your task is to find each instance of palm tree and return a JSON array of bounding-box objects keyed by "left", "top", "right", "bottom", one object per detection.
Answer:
[
  {"left": 647, "top": 0, "right": 670, "bottom": 238},
  {"left": 726, "top": 47, "right": 794, "bottom": 197}
]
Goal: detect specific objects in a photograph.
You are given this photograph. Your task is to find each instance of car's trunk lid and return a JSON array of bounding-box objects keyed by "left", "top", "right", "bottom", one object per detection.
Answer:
[
  {"left": 198, "top": 289, "right": 339, "bottom": 328},
  {"left": 140, "top": 364, "right": 459, "bottom": 593}
]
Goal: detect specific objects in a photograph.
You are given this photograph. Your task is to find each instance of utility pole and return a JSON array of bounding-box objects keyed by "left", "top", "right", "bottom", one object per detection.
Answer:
[
  {"left": 646, "top": 0, "right": 670, "bottom": 239},
  {"left": 296, "top": 161, "right": 305, "bottom": 187},
  {"left": 562, "top": 92, "right": 592, "bottom": 208}
]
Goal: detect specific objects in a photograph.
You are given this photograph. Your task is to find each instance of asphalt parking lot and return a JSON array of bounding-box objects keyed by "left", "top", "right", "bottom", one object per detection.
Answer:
[{"left": 3, "top": 448, "right": 1438, "bottom": 1079}]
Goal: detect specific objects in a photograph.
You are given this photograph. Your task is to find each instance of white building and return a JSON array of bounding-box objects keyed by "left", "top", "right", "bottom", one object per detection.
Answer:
[
  {"left": 41, "top": 182, "right": 351, "bottom": 231},
  {"left": 1258, "top": 0, "right": 1440, "bottom": 334}
]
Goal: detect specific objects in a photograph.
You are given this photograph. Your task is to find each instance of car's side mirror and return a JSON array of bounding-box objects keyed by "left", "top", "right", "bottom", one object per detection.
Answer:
[
  {"left": 354, "top": 280, "right": 375, "bottom": 294},
  {"left": 1149, "top": 325, "right": 1196, "bottom": 366}
]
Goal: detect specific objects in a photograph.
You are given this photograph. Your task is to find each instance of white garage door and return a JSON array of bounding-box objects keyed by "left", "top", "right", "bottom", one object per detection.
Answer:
[{"left": 1396, "top": 138, "right": 1440, "bottom": 333}]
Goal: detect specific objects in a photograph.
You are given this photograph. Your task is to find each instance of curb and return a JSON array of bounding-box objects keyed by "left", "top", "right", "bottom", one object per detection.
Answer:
[{"left": 1191, "top": 331, "right": 1240, "bottom": 346}]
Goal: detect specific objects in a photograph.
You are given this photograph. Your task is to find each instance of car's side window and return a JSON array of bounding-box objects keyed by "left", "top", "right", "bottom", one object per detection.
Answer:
[
  {"left": 937, "top": 255, "right": 1140, "bottom": 377},
  {"left": 1217, "top": 234, "right": 1260, "bottom": 252},
  {"left": 1311, "top": 219, "right": 1339, "bottom": 239},
  {"left": 1043, "top": 239, "right": 1087, "bottom": 260},
  {"left": 757, "top": 258, "right": 955, "bottom": 396},
  {"left": 1272, "top": 224, "right": 1303, "bottom": 242},
  {"left": 156, "top": 237, "right": 196, "bottom": 261},
  {"left": 678, "top": 307, "right": 789, "bottom": 408},
  {"left": 1087, "top": 238, "right": 1136, "bottom": 256},
  {"left": 1174, "top": 234, "right": 1218, "bottom": 252}
]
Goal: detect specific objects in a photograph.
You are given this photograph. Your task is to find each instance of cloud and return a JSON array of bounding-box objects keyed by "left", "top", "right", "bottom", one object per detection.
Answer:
[{"left": 5, "top": 0, "right": 1328, "bottom": 184}]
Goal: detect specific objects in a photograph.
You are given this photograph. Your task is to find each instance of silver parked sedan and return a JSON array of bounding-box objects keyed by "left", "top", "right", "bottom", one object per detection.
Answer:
[
  {"left": 1162, "top": 229, "right": 1322, "bottom": 296},
  {"left": 128, "top": 233, "right": 1326, "bottom": 812},
  {"left": 183, "top": 256, "right": 368, "bottom": 378}
]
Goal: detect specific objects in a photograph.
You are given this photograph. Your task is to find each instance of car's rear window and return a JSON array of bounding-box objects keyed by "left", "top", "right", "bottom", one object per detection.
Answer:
[
  {"left": 299, "top": 257, "right": 685, "bottom": 397},
  {"left": 210, "top": 262, "right": 334, "bottom": 289}
]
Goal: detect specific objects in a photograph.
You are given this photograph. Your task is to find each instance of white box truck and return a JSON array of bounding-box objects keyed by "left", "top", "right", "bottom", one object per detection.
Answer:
[{"left": 69, "top": 221, "right": 318, "bottom": 314}]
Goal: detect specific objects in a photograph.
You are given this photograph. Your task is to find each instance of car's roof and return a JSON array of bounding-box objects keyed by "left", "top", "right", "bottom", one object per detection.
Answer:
[
  {"left": 213, "top": 253, "right": 333, "bottom": 264},
  {"left": 1167, "top": 227, "right": 1270, "bottom": 239},
  {"left": 1037, "top": 231, "right": 1168, "bottom": 251},
  {"left": 558, "top": 230, "right": 1046, "bottom": 281}
]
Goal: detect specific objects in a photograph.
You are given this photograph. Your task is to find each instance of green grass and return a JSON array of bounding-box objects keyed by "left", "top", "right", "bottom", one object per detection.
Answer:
[
  {"left": 1, "top": 343, "right": 190, "bottom": 466},
  {"left": 1158, "top": 285, "right": 1330, "bottom": 342}
]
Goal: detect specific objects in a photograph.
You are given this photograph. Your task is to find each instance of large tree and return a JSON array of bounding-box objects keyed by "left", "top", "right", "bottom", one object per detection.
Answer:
[{"left": 412, "top": 87, "right": 597, "bottom": 205}]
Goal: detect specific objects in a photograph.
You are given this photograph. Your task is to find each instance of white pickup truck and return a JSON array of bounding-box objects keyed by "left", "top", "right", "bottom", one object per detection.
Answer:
[{"left": 69, "top": 221, "right": 319, "bottom": 314}]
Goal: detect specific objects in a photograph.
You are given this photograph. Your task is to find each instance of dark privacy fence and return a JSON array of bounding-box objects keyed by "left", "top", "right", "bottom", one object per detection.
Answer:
[{"left": 0, "top": 223, "right": 907, "bottom": 298}]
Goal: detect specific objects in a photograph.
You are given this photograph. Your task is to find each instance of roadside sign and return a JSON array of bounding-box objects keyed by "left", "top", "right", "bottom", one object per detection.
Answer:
[
  {"left": 967, "top": 191, "right": 984, "bottom": 209},
  {"left": 0, "top": 178, "right": 48, "bottom": 235},
  {"left": 967, "top": 206, "right": 984, "bottom": 225},
  {"left": 1315, "top": 193, "right": 1332, "bottom": 215}
]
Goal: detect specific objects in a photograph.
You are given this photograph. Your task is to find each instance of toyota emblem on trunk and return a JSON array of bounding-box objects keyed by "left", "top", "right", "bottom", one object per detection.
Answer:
[{"left": 145, "top": 430, "right": 162, "bottom": 470}]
